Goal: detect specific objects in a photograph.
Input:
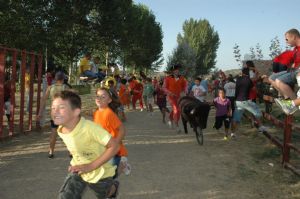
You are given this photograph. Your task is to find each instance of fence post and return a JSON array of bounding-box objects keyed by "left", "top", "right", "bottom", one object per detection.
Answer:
[
  {"left": 19, "top": 50, "right": 26, "bottom": 133},
  {"left": 36, "top": 54, "right": 43, "bottom": 129},
  {"left": 0, "top": 49, "right": 5, "bottom": 138},
  {"left": 28, "top": 53, "right": 35, "bottom": 131},
  {"left": 282, "top": 115, "right": 293, "bottom": 165},
  {"left": 10, "top": 50, "right": 18, "bottom": 136}
]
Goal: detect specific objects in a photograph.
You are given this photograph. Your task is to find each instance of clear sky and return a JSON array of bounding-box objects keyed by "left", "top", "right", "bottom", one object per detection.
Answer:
[{"left": 134, "top": 0, "right": 298, "bottom": 71}]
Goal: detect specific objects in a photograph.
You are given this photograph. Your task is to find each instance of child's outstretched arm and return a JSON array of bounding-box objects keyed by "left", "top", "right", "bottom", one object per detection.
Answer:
[{"left": 69, "top": 137, "right": 120, "bottom": 174}]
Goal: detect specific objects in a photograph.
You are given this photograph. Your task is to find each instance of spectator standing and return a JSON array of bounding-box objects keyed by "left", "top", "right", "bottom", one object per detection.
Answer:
[
  {"left": 245, "top": 61, "right": 259, "bottom": 103},
  {"left": 224, "top": 75, "right": 236, "bottom": 113}
]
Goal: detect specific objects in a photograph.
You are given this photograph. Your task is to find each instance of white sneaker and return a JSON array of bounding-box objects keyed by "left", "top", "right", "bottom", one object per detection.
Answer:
[
  {"left": 297, "top": 89, "right": 300, "bottom": 98},
  {"left": 140, "top": 108, "right": 144, "bottom": 112},
  {"left": 274, "top": 98, "right": 298, "bottom": 115},
  {"left": 167, "top": 121, "right": 173, "bottom": 128},
  {"left": 230, "top": 133, "right": 236, "bottom": 138}
]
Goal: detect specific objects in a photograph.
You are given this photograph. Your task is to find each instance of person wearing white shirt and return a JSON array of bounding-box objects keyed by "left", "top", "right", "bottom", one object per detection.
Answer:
[
  {"left": 191, "top": 77, "right": 207, "bottom": 102},
  {"left": 224, "top": 75, "right": 236, "bottom": 112}
]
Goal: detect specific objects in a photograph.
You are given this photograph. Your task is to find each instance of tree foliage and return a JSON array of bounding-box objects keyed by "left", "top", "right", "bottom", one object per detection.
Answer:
[
  {"left": 0, "top": 1, "right": 163, "bottom": 76},
  {"left": 249, "top": 47, "right": 256, "bottom": 60},
  {"left": 255, "top": 43, "right": 263, "bottom": 60},
  {"left": 233, "top": 43, "right": 242, "bottom": 67},
  {"left": 269, "top": 36, "right": 282, "bottom": 59},
  {"left": 167, "top": 41, "right": 197, "bottom": 77},
  {"left": 171, "top": 18, "right": 220, "bottom": 75}
]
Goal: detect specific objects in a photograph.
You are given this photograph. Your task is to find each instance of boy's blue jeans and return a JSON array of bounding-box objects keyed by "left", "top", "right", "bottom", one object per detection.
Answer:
[{"left": 58, "top": 173, "right": 113, "bottom": 199}]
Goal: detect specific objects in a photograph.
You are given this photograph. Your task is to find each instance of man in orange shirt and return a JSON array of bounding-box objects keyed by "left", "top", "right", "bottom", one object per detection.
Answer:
[
  {"left": 163, "top": 64, "right": 188, "bottom": 132},
  {"left": 128, "top": 76, "right": 144, "bottom": 111}
]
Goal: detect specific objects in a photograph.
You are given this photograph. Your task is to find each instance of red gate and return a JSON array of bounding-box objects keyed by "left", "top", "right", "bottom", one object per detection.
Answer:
[{"left": 0, "top": 46, "right": 43, "bottom": 139}]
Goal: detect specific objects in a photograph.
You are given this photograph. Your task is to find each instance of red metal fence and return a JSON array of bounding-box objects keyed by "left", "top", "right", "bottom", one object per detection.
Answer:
[
  {"left": 0, "top": 46, "right": 43, "bottom": 139},
  {"left": 262, "top": 110, "right": 300, "bottom": 175}
]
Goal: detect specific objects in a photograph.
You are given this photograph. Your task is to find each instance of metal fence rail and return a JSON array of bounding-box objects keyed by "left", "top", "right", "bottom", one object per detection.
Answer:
[{"left": 0, "top": 46, "right": 42, "bottom": 139}]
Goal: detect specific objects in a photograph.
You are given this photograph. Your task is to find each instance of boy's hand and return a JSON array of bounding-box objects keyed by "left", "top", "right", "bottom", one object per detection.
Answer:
[{"left": 69, "top": 163, "right": 95, "bottom": 174}]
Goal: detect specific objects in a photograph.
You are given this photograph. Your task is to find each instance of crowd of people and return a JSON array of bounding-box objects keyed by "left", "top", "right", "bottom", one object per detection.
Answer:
[{"left": 11, "top": 28, "right": 299, "bottom": 198}]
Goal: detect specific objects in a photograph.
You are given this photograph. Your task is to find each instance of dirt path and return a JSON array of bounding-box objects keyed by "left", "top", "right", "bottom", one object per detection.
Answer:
[{"left": 1, "top": 96, "right": 300, "bottom": 198}]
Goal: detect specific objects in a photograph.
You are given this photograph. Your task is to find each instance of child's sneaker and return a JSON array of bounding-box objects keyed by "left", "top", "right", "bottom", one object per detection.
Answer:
[
  {"left": 258, "top": 125, "right": 268, "bottom": 133},
  {"left": 274, "top": 98, "right": 298, "bottom": 115},
  {"left": 223, "top": 136, "right": 228, "bottom": 141},
  {"left": 167, "top": 121, "right": 173, "bottom": 128},
  {"left": 297, "top": 89, "right": 300, "bottom": 98}
]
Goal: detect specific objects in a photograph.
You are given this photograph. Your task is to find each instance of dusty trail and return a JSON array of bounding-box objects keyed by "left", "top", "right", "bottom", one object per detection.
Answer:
[{"left": 0, "top": 95, "right": 299, "bottom": 199}]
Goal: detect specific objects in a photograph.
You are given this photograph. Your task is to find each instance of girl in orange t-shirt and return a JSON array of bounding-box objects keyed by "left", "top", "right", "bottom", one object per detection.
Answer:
[{"left": 94, "top": 87, "right": 128, "bottom": 176}]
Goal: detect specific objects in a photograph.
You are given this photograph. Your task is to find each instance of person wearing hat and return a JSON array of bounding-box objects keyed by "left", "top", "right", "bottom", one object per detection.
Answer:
[
  {"left": 163, "top": 64, "right": 188, "bottom": 132},
  {"left": 37, "top": 71, "right": 71, "bottom": 158}
]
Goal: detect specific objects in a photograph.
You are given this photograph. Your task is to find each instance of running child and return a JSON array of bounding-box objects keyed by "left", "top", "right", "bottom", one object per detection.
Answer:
[
  {"left": 213, "top": 88, "right": 232, "bottom": 140},
  {"left": 51, "top": 90, "right": 119, "bottom": 198},
  {"left": 118, "top": 78, "right": 131, "bottom": 120},
  {"left": 93, "top": 87, "right": 130, "bottom": 177},
  {"left": 143, "top": 77, "right": 154, "bottom": 115},
  {"left": 191, "top": 77, "right": 207, "bottom": 102},
  {"left": 155, "top": 80, "right": 169, "bottom": 123}
]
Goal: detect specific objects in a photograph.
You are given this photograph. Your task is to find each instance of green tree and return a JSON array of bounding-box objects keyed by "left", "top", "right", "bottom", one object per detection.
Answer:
[
  {"left": 167, "top": 42, "right": 197, "bottom": 77},
  {"left": 256, "top": 43, "right": 263, "bottom": 60},
  {"left": 249, "top": 47, "right": 256, "bottom": 60},
  {"left": 177, "top": 18, "right": 220, "bottom": 75},
  {"left": 0, "top": 1, "right": 163, "bottom": 78},
  {"left": 269, "top": 36, "right": 282, "bottom": 59},
  {"left": 233, "top": 43, "right": 242, "bottom": 67},
  {"left": 121, "top": 4, "right": 163, "bottom": 73}
]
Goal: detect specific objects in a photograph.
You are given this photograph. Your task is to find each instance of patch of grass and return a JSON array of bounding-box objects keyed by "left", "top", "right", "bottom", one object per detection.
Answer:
[
  {"left": 252, "top": 146, "right": 281, "bottom": 160},
  {"left": 237, "top": 163, "right": 258, "bottom": 179},
  {"left": 71, "top": 85, "right": 91, "bottom": 95}
]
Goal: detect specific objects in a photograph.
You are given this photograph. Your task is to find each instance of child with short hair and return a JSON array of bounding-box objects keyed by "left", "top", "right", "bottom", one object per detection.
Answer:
[
  {"left": 93, "top": 87, "right": 130, "bottom": 177},
  {"left": 51, "top": 90, "right": 119, "bottom": 198},
  {"left": 213, "top": 88, "right": 232, "bottom": 140},
  {"left": 191, "top": 77, "right": 206, "bottom": 102},
  {"left": 118, "top": 79, "right": 131, "bottom": 120},
  {"left": 155, "top": 80, "right": 169, "bottom": 123},
  {"left": 143, "top": 77, "right": 154, "bottom": 115}
]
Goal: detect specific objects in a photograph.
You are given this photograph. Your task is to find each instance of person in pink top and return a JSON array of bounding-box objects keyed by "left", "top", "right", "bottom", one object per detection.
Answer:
[{"left": 213, "top": 88, "right": 232, "bottom": 140}]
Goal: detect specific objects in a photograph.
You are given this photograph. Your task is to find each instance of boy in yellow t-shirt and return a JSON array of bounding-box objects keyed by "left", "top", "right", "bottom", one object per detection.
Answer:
[{"left": 51, "top": 90, "right": 120, "bottom": 198}]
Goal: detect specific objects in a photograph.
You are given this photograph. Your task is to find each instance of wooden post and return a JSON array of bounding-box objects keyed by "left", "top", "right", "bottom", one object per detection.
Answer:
[
  {"left": 283, "top": 115, "right": 293, "bottom": 165},
  {"left": 0, "top": 49, "right": 5, "bottom": 138}
]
